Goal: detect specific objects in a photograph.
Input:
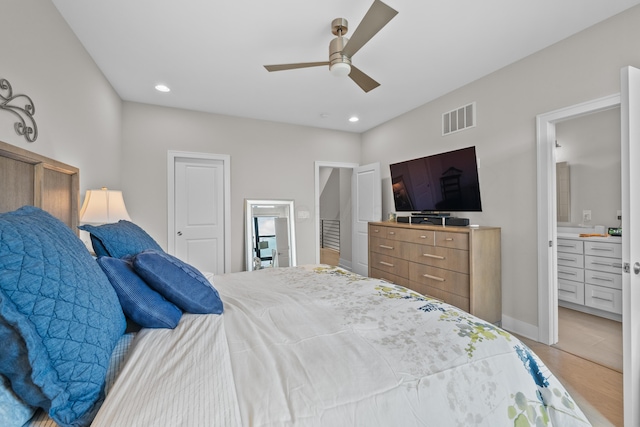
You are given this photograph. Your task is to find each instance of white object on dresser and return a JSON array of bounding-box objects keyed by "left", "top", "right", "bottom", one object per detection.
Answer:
[
  {"left": 368, "top": 222, "right": 501, "bottom": 324},
  {"left": 557, "top": 234, "right": 622, "bottom": 320}
]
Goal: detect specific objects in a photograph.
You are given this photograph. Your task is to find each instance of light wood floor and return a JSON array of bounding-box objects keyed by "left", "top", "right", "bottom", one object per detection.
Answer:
[
  {"left": 320, "top": 248, "right": 340, "bottom": 266},
  {"left": 517, "top": 315, "right": 623, "bottom": 427},
  {"left": 555, "top": 306, "right": 622, "bottom": 372}
]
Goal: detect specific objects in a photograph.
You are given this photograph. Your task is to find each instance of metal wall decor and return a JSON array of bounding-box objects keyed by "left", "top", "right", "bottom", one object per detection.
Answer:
[{"left": 0, "top": 78, "right": 38, "bottom": 142}]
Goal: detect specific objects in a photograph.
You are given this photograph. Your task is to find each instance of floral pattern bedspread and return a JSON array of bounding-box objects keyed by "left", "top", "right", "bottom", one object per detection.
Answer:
[{"left": 215, "top": 265, "right": 591, "bottom": 427}]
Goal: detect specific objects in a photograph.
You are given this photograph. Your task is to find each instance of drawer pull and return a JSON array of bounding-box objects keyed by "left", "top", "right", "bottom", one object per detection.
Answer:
[
  {"left": 592, "top": 295, "right": 613, "bottom": 302},
  {"left": 373, "top": 229, "right": 380, "bottom": 233},
  {"left": 388, "top": 231, "right": 395, "bottom": 235},
  {"left": 422, "top": 273, "right": 445, "bottom": 282},
  {"left": 559, "top": 289, "right": 576, "bottom": 295},
  {"left": 558, "top": 243, "right": 577, "bottom": 248},
  {"left": 590, "top": 261, "right": 616, "bottom": 267},
  {"left": 379, "top": 245, "right": 394, "bottom": 250},
  {"left": 591, "top": 247, "right": 614, "bottom": 252},
  {"left": 591, "top": 275, "right": 614, "bottom": 282},
  {"left": 558, "top": 256, "right": 577, "bottom": 262},
  {"left": 420, "top": 235, "right": 427, "bottom": 239},
  {"left": 445, "top": 238, "right": 454, "bottom": 242},
  {"left": 379, "top": 261, "right": 394, "bottom": 267},
  {"left": 422, "top": 253, "right": 445, "bottom": 260},
  {"left": 559, "top": 271, "right": 578, "bottom": 276}
]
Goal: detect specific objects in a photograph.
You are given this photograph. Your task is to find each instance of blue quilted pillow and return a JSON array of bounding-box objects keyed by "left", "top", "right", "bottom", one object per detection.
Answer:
[
  {"left": 97, "top": 256, "right": 182, "bottom": 329},
  {"left": 0, "top": 206, "right": 126, "bottom": 427},
  {"left": 78, "top": 220, "right": 163, "bottom": 258},
  {"left": 133, "top": 250, "right": 223, "bottom": 314}
]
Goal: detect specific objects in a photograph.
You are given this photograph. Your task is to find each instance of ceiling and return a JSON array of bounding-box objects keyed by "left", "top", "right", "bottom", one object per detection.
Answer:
[{"left": 51, "top": 0, "right": 640, "bottom": 133}]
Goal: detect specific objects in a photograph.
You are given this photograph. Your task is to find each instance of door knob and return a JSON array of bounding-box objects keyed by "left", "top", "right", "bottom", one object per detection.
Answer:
[
  {"left": 177, "top": 231, "right": 182, "bottom": 236},
  {"left": 634, "top": 262, "right": 640, "bottom": 275}
]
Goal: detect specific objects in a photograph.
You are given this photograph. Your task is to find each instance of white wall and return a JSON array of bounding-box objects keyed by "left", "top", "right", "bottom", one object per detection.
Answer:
[
  {"left": 1, "top": 0, "right": 122, "bottom": 194},
  {"left": 556, "top": 108, "right": 621, "bottom": 227},
  {"left": 121, "top": 102, "right": 361, "bottom": 273},
  {"left": 361, "top": 6, "right": 640, "bottom": 331}
]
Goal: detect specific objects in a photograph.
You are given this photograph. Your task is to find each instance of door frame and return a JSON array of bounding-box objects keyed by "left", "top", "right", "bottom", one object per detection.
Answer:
[
  {"left": 314, "top": 161, "right": 359, "bottom": 265},
  {"left": 167, "top": 150, "right": 231, "bottom": 273}
]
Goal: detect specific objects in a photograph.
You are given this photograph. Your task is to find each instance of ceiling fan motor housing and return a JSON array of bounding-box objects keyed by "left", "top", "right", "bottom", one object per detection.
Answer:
[{"left": 329, "top": 18, "right": 351, "bottom": 75}]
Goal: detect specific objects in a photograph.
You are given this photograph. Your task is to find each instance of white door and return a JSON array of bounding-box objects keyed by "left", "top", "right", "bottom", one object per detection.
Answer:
[
  {"left": 174, "top": 157, "right": 225, "bottom": 274},
  {"left": 621, "top": 65, "right": 640, "bottom": 427},
  {"left": 351, "top": 163, "right": 381, "bottom": 276},
  {"left": 274, "top": 217, "right": 290, "bottom": 267}
]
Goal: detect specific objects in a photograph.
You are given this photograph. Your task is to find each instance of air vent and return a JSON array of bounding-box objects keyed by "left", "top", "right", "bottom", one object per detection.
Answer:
[{"left": 442, "top": 102, "right": 476, "bottom": 136}]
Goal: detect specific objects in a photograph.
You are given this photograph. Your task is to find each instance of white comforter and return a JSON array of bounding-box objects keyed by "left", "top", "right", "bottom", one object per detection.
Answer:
[{"left": 93, "top": 265, "right": 591, "bottom": 426}]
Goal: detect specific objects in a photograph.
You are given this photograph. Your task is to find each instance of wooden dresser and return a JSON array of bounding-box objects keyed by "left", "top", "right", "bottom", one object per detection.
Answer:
[{"left": 368, "top": 221, "right": 501, "bottom": 324}]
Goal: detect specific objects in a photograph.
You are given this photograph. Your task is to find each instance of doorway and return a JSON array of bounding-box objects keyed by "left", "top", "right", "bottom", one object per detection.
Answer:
[
  {"left": 318, "top": 166, "right": 353, "bottom": 268},
  {"left": 553, "top": 108, "right": 623, "bottom": 372},
  {"left": 167, "top": 151, "right": 231, "bottom": 274}
]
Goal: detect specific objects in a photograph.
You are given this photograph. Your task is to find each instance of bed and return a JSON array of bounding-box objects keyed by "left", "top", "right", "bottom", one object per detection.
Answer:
[{"left": 0, "top": 142, "right": 592, "bottom": 426}]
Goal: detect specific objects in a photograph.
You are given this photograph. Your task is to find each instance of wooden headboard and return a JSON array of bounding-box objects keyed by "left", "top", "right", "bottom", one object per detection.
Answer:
[{"left": 0, "top": 140, "right": 79, "bottom": 232}]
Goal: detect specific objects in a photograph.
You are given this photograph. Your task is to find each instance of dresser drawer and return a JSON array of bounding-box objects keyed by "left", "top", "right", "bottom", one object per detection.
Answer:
[
  {"left": 369, "top": 267, "right": 409, "bottom": 288},
  {"left": 585, "top": 284, "right": 622, "bottom": 315},
  {"left": 397, "top": 228, "right": 435, "bottom": 245},
  {"left": 408, "top": 243, "right": 469, "bottom": 274},
  {"left": 369, "top": 225, "right": 395, "bottom": 240},
  {"left": 409, "top": 282, "right": 470, "bottom": 312},
  {"left": 434, "top": 231, "right": 468, "bottom": 250},
  {"left": 558, "top": 279, "right": 585, "bottom": 305},
  {"left": 584, "top": 255, "right": 623, "bottom": 275},
  {"left": 408, "top": 263, "right": 469, "bottom": 298},
  {"left": 557, "top": 239, "right": 584, "bottom": 254},
  {"left": 557, "top": 252, "right": 584, "bottom": 268},
  {"left": 557, "top": 265, "right": 584, "bottom": 283},
  {"left": 370, "top": 252, "right": 409, "bottom": 278},
  {"left": 369, "top": 236, "right": 405, "bottom": 258},
  {"left": 584, "top": 269, "right": 622, "bottom": 290},
  {"left": 584, "top": 241, "right": 622, "bottom": 258}
]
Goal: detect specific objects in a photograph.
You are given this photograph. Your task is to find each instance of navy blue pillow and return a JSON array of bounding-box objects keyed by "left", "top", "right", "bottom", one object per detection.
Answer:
[
  {"left": 97, "top": 257, "right": 182, "bottom": 329},
  {"left": 0, "top": 206, "right": 126, "bottom": 427},
  {"left": 133, "top": 250, "right": 223, "bottom": 314},
  {"left": 79, "top": 220, "right": 163, "bottom": 258}
]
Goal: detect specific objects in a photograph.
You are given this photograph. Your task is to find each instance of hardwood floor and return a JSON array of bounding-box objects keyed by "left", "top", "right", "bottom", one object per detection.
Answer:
[
  {"left": 517, "top": 334, "right": 623, "bottom": 426},
  {"left": 555, "top": 306, "right": 622, "bottom": 372},
  {"left": 320, "top": 248, "right": 340, "bottom": 266}
]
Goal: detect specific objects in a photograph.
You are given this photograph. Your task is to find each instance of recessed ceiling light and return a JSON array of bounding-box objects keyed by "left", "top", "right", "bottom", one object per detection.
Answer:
[
  {"left": 348, "top": 116, "right": 359, "bottom": 123},
  {"left": 155, "top": 84, "right": 171, "bottom": 93}
]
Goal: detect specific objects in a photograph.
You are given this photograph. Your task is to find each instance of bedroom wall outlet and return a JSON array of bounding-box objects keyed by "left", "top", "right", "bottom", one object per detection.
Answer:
[
  {"left": 617, "top": 210, "right": 622, "bottom": 221},
  {"left": 582, "top": 210, "right": 591, "bottom": 222}
]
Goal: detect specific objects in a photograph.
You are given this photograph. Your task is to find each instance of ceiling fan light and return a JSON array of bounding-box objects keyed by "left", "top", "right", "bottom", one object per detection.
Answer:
[{"left": 330, "top": 62, "right": 351, "bottom": 77}]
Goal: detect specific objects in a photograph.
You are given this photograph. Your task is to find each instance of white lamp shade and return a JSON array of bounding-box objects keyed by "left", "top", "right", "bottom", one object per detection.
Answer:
[{"left": 80, "top": 188, "right": 131, "bottom": 224}]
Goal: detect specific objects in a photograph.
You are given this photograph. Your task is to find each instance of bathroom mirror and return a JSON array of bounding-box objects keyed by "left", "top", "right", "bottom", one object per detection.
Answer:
[{"left": 245, "top": 199, "right": 296, "bottom": 271}]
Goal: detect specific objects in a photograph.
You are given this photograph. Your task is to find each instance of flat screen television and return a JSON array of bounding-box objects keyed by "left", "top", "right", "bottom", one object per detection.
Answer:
[{"left": 389, "top": 146, "right": 482, "bottom": 213}]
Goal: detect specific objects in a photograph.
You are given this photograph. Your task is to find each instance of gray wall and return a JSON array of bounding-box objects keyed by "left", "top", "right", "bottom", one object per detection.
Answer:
[
  {"left": 0, "top": 0, "right": 122, "bottom": 193},
  {"left": 361, "top": 6, "right": 640, "bottom": 330},
  {"left": 120, "top": 102, "right": 361, "bottom": 273}
]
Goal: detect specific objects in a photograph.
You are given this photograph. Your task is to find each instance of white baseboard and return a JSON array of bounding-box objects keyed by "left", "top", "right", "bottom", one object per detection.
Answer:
[
  {"left": 501, "top": 314, "right": 539, "bottom": 342},
  {"left": 338, "top": 258, "right": 352, "bottom": 271}
]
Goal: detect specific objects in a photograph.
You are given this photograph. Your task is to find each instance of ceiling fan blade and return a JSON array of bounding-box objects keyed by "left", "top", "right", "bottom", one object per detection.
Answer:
[
  {"left": 264, "top": 62, "right": 329, "bottom": 72},
  {"left": 341, "top": 0, "right": 398, "bottom": 59},
  {"left": 349, "top": 65, "right": 380, "bottom": 93}
]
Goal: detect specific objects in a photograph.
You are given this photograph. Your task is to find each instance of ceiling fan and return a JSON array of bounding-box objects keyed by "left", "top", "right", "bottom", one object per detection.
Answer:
[{"left": 264, "top": 0, "right": 398, "bottom": 93}]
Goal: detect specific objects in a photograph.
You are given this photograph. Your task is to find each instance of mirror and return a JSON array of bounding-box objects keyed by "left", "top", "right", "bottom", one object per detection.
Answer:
[{"left": 245, "top": 199, "right": 296, "bottom": 271}]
